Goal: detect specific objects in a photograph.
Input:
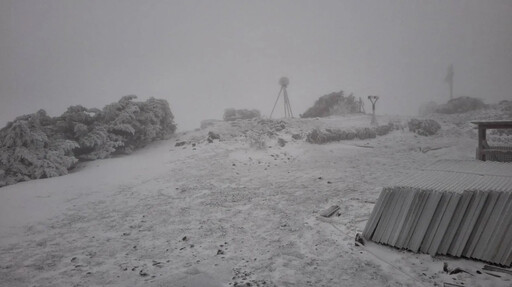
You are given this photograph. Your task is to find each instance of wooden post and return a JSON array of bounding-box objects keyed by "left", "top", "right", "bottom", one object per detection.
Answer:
[
  {"left": 477, "top": 126, "right": 486, "bottom": 161},
  {"left": 368, "top": 95, "right": 379, "bottom": 125}
]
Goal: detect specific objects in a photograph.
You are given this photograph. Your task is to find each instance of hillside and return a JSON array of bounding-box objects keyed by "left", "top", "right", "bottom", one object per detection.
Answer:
[{"left": 0, "top": 111, "right": 511, "bottom": 287}]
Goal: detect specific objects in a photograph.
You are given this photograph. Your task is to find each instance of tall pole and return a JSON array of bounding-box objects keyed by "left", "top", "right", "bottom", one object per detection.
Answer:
[
  {"left": 445, "top": 64, "right": 454, "bottom": 100},
  {"left": 449, "top": 79, "right": 453, "bottom": 100},
  {"left": 270, "top": 87, "right": 283, "bottom": 119},
  {"left": 283, "top": 87, "right": 294, "bottom": 118}
]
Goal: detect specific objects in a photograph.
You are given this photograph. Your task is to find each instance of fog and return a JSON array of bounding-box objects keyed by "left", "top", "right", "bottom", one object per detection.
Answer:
[{"left": 1, "top": 0, "right": 511, "bottom": 131}]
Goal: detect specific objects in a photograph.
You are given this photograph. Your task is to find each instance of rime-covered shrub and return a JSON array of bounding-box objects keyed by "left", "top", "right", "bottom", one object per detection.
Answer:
[
  {"left": 301, "top": 91, "right": 359, "bottom": 118},
  {"left": 435, "top": 97, "right": 486, "bottom": 114},
  {"left": 387, "top": 120, "right": 406, "bottom": 131},
  {"left": 498, "top": 100, "right": 512, "bottom": 114},
  {"left": 223, "top": 108, "right": 261, "bottom": 121},
  {"left": 74, "top": 126, "right": 124, "bottom": 160},
  {"left": 52, "top": 105, "right": 121, "bottom": 161},
  {"left": 100, "top": 95, "right": 176, "bottom": 154},
  {"left": 0, "top": 110, "right": 78, "bottom": 186},
  {"left": 306, "top": 129, "right": 321, "bottom": 144},
  {"left": 0, "top": 169, "right": 5, "bottom": 187},
  {"left": 246, "top": 130, "right": 268, "bottom": 149},
  {"left": 408, "top": 119, "right": 441, "bottom": 136},
  {"left": 376, "top": 124, "right": 392, "bottom": 136},
  {"left": 306, "top": 128, "right": 354, "bottom": 144},
  {"left": 306, "top": 124, "right": 393, "bottom": 144},
  {"left": 0, "top": 95, "right": 177, "bottom": 187},
  {"left": 355, "top": 128, "right": 377, "bottom": 140}
]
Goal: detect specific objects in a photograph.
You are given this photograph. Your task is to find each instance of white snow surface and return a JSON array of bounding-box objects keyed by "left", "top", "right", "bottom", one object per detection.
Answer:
[{"left": 1, "top": 113, "right": 511, "bottom": 287}]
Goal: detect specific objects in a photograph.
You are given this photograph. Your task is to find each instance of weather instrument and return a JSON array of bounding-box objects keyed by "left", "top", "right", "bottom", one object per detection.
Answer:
[
  {"left": 270, "top": 77, "right": 294, "bottom": 118},
  {"left": 368, "top": 95, "right": 379, "bottom": 125}
]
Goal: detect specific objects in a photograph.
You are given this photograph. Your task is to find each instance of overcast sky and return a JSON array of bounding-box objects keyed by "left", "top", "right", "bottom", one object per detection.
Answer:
[{"left": 1, "top": 0, "right": 511, "bottom": 130}]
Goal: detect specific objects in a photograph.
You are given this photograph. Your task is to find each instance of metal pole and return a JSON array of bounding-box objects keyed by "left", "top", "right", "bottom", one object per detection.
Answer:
[
  {"left": 283, "top": 87, "right": 293, "bottom": 118},
  {"left": 270, "top": 87, "right": 283, "bottom": 119}
]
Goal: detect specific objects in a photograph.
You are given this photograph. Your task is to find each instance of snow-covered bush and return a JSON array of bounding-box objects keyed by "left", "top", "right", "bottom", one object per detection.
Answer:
[
  {"left": 0, "top": 95, "right": 177, "bottom": 187},
  {"left": 223, "top": 108, "right": 261, "bottom": 121},
  {"left": 408, "top": 119, "right": 441, "bottom": 136},
  {"left": 101, "top": 95, "right": 176, "bottom": 154},
  {"left": 375, "top": 124, "right": 392, "bottom": 136},
  {"left": 387, "top": 120, "right": 406, "bottom": 131},
  {"left": 306, "top": 128, "right": 354, "bottom": 144},
  {"left": 435, "top": 97, "right": 486, "bottom": 114},
  {"left": 355, "top": 127, "right": 377, "bottom": 140},
  {"left": 0, "top": 110, "right": 78, "bottom": 186},
  {"left": 306, "top": 124, "right": 393, "bottom": 144},
  {"left": 246, "top": 130, "right": 268, "bottom": 149},
  {"left": 498, "top": 100, "right": 512, "bottom": 118},
  {"left": 52, "top": 105, "right": 121, "bottom": 161},
  {"left": 301, "top": 91, "right": 359, "bottom": 118}
]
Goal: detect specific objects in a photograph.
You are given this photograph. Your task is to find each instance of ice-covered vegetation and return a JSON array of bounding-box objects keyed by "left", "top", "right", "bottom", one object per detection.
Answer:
[
  {"left": 436, "top": 97, "right": 486, "bottom": 114},
  {"left": 420, "top": 97, "right": 487, "bottom": 115},
  {"left": 305, "top": 124, "right": 396, "bottom": 144},
  {"left": 408, "top": 119, "right": 442, "bottom": 136},
  {"left": 301, "top": 91, "right": 361, "bottom": 118},
  {"left": 0, "top": 95, "right": 176, "bottom": 187}
]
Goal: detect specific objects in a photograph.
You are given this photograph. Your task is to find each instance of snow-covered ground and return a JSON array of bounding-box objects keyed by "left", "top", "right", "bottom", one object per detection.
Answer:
[{"left": 1, "top": 112, "right": 511, "bottom": 287}]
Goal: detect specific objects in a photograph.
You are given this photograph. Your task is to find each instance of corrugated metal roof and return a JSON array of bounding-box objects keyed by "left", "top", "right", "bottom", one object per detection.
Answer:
[
  {"left": 419, "top": 159, "right": 512, "bottom": 177},
  {"left": 393, "top": 160, "right": 512, "bottom": 193},
  {"left": 363, "top": 160, "right": 512, "bottom": 266}
]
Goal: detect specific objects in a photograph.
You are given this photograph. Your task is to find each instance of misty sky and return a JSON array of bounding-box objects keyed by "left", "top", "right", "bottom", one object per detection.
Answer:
[{"left": 1, "top": 0, "right": 511, "bottom": 131}]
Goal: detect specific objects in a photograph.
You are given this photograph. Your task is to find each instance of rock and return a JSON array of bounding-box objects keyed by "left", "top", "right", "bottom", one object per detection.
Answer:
[
  {"left": 291, "top": 133, "right": 302, "bottom": 140},
  {"left": 207, "top": 131, "right": 221, "bottom": 143},
  {"left": 175, "top": 141, "right": 187, "bottom": 147},
  {"left": 355, "top": 233, "right": 365, "bottom": 246},
  {"left": 208, "top": 131, "right": 220, "bottom": 140}
]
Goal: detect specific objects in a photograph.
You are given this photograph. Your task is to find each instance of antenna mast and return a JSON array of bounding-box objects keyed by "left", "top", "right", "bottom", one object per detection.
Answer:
[{"left": 445, "top": 64, "right": 454, "bottom": 99}]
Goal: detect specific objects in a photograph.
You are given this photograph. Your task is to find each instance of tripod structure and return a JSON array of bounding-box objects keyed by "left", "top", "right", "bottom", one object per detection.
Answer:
[{"left": 270, "top": 77, "right": 294, "bottom": 118}]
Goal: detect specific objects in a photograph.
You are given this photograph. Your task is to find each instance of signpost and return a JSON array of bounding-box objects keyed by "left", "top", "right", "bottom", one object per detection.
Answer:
[{"left": 368, "top": 95, "right": 379, "bottom": 125}]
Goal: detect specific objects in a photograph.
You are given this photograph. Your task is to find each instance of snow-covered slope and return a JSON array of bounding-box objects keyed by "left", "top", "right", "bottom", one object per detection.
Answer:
[{"left": 1, "top": 113, "right": 510, "bottom": 287}]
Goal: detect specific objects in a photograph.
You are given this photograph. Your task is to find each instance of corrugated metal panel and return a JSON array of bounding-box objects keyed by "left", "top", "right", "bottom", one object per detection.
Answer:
[{"left": 363, "top": 160, "right": 512, "bottom": 266}]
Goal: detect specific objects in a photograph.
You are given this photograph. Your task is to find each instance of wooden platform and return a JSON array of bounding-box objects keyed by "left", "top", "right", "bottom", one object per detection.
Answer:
[
  {"left": 363, "top": 160, "right": 512, "bottom": 266},
  {"left": 472, "top": 120, "right": 512, "bottom": 162}
]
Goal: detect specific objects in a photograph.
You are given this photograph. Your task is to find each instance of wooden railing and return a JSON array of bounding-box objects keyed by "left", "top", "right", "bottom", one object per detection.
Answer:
[{"left": 471, "top": 120, "right": 512, "bottom": 162}]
